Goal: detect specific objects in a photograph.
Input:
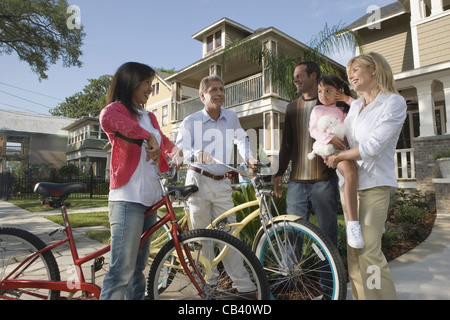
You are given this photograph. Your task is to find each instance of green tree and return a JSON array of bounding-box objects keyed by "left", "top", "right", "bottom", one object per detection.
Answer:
[
  {"left": 223, "top": 22, "right": 363, "bottom": 101},
  {"left": 50, "top": 75, "right": 112, "bottom": 118},
  {"left": 0, "top": 0, "right": 85, "bottom": 80}
]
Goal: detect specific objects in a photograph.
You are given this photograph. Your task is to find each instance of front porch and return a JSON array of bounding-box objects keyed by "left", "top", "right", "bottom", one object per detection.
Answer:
[{"left": 170, "top": 72, "right": 438, "bottom": 187}]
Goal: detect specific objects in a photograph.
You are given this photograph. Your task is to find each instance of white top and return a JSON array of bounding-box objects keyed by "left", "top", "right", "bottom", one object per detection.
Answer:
[
  {"left": 176, "top": 108, "right": 253, "bottom": 175},
  {"left": 344, "top": 92, "right": 407, "bottom": 190},
  {"left": 109, "top": 109, "right": 162, "bottom": 206}
]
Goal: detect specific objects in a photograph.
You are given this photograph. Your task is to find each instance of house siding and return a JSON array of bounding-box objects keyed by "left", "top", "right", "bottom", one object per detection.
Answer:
[
  {"left": 224, "top": 26, "right": 250, "bottom": 46},
  {"left": 145, "top": 77, "right": 172, "bottom": 137},
  {"left": 417, "top": 14, "right": 450, "bottom": 67},
  {"left": 358, "top": 14, "right": 414, "bottom": 73}
]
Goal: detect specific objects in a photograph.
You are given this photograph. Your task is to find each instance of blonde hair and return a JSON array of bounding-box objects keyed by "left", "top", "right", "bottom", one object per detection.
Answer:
[
  {"left": 347, "top": 52, "right": 398, "bottom": 94},
  {"left": 199, "top": 75, "right": 224, "bottom": 95}
]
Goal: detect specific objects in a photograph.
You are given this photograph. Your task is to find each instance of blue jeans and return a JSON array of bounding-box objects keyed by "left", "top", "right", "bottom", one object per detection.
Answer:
[
  {"left": 286, "top": 178, "right": 339, "bottom": 292},
  {"left": 286, "top": 178, "right": 338, "bottom": 246},
  {"left": 100, "top": 201, "right": 156, "bottom": 300}
]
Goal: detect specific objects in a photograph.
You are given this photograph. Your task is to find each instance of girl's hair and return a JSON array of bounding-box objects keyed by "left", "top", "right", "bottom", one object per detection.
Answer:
[
  {"left": 317, "top": 75, "right": 353, "bottom": 113},
  {"left": 106, "top": 62, "right": 155, "bottom": 117},
  {"left": 346, "top": 52, "right": 397, "bottom": 94}
]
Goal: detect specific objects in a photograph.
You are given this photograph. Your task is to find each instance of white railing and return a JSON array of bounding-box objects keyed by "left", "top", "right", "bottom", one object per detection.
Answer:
[
  {"left": 225, "top": 73, "right": 263, "bottom": 108},
  {"left": 395, "top": 148, "right": 415, "bottom": 180},
  {"left": 176, "top": 73, "right": 264, "bottom": 121}
]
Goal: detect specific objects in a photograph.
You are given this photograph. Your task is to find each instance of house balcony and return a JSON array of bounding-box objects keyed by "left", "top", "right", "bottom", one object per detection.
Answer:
[{"left": 174, "top": 73, "right": 290, "bottom": 122}]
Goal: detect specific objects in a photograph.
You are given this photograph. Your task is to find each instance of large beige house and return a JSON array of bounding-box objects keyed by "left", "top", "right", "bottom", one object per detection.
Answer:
[
  {"left": 348, "top": 0, "right": 450, "bottom": 200},
  {"left": 162, "top": 18, "right": 343, "bottom": 166}
]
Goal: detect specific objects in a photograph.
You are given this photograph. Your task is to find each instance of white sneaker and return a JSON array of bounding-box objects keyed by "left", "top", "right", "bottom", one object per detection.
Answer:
[{"left": 347, "top": 223, "right": 364, "bottom": 249}]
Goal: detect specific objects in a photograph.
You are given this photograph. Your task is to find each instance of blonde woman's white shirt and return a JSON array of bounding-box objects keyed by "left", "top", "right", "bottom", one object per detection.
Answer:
[{"left": 344, "top": 92, "right": 406, "bottom": 191}]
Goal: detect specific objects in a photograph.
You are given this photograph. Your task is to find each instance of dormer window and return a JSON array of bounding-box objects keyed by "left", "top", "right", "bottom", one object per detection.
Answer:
[{"left": 206, "top": 30, "right": 222, "bottom": 53}]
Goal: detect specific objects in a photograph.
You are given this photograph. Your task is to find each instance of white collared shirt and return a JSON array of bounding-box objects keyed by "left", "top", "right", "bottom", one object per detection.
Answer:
[
  {"left": 176, "top": 108, "right": 253, "bottom": 175},
  {"left": 344, "top": 92, "right": 407, "bottom": 190}
]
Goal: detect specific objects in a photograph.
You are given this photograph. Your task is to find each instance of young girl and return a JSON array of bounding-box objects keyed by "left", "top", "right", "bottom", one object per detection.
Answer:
[{"left": 309, "top": 75, "right": 364, "bottom": 249}]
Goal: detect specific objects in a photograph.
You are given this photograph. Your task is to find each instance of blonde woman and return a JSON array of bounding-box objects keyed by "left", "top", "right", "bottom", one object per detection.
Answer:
[{"left": 325, "top": 52, "right": 406, "bottom": 300}]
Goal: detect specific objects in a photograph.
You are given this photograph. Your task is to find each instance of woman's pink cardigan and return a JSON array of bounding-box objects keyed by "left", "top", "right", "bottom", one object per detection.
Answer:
[{"left": 99, "top": 102, "right": 176, "bottom": 189}]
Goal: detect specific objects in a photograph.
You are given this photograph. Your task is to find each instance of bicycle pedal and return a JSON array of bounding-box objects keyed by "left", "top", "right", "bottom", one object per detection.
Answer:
[
  {"left": 93, "top": 256, "right": 105, "bottom": 272},
  {"left": 48, "top": 228, "right": 63, "bottom": 236}
]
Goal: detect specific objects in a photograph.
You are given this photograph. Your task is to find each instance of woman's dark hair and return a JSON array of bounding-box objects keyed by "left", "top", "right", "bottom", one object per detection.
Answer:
[
  {"left": 106, "top": 62, "right": 155, "bottom": 116},
  {"left": 317, "top": 75, "right": 353, "bottom": 113}
]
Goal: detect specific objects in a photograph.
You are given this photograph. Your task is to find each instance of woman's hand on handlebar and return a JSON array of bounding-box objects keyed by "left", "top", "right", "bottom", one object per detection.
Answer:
[{"left": 145, "top": 134, "right": 161, "bottom": 164}]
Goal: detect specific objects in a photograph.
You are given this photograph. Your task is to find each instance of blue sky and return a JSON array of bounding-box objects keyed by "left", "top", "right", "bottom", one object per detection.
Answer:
[{"left": 0, "top": 0, "right": 395, "bottom": 116}]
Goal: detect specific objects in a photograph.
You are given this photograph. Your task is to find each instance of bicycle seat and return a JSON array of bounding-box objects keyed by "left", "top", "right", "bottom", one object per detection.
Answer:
[
  {"left": 166, "top": 185, "right": 198, "bottom": 199},
  {"left": 34, "top": 182, "right": 86, "bottom": 198}
]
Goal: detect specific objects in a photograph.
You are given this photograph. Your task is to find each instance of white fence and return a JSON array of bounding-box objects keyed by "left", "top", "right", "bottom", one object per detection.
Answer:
[{"left": 395, "top": 148, "right": 415, "bottom": 180}]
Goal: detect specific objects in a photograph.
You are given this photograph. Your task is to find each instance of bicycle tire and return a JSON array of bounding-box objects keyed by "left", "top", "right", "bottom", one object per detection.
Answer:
[
  {"left": 0, "top": 227, "right": 61, "bottom": 300},
  {"left": 147, "top": 228, "right": 270, "bottom": 300},
  {"left": 254, "top": 218, "right": 347, "bottom": 300},
  {"left": 149, "top": 216, "right": 176, "bottom": 294}
]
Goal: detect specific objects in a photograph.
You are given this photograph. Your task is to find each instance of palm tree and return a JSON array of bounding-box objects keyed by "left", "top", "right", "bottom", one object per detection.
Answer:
[{"left": 222, "top": 22, "right": 363, "bottom": 101}]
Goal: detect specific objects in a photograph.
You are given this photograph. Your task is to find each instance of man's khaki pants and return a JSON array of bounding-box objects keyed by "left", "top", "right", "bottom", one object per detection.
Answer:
[
  {"left": 340, "top": 186, "right": 397, "bottom": 300},
  {"left": 186, "top": 169, "right": 256, "bottom": 293}
]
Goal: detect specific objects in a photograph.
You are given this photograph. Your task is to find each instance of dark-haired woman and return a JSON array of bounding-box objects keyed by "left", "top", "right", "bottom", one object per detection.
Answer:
[{"left": 99, "top": 62, "right": 180, "bottom": 300}]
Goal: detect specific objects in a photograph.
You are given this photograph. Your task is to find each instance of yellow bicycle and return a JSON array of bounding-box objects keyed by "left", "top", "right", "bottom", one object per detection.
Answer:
[{"left": 151, "top": 160, "right": 347, "bottom": 300}]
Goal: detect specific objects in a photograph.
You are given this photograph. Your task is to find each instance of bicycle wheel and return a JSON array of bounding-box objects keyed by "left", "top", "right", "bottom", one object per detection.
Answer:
[
  {"left": 0, "top": 227, "right": 60, "bottom": 300},
  {"left": 147, "top": 229, "right": 270, "bottom": 300},
  {"left": 254, "top": 218, "right": 347, "bottom": 300}
]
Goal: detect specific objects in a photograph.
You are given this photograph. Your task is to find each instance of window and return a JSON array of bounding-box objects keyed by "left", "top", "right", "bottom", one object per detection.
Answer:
[
  {"left": 91, "top": 124, "right": 100, "bottom": 139},
  {"left": 206, "top": 30, "right": 222, "bottom": 53},
  {"left": 215, "top": 30, "right": 222, "bottom": 48},
  {"left": 5, "top": 142, "right": 22, "bottom": 156},
  {"left": 209, "top": 63, "right": 222, "bottom": 76},
  {"left": 162, "top": 105, "right": 168, "bottom": 126},
  {"left": 152, "top": 82, "right": 160, "bottom": 96},
  {"left": 152, "top": 109, "right": 158, "bottom": 118},
  {"left": 207, "top": 35, "right": 214, "bottom": 52}
]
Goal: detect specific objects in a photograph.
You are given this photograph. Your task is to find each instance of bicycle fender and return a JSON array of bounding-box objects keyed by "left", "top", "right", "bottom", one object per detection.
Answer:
[
  {"left": 251, "top": 215, "right": 301, "bottom": 252},
  {"left": 273, "top": 214, "right": 301, "bottom": 223}
]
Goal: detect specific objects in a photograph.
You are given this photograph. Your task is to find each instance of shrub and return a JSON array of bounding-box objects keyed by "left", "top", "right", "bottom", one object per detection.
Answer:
[
  {"left": 394, "top": 204, "right": 427, "bottom": 224},
  {"left": 382, "top": 227, "right": 401, "bottom": 249}
]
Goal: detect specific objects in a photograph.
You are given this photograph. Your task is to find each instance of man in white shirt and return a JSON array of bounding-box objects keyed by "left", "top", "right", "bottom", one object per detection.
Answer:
[{"left": 176, "top": 75, "right": 257, "bottom": 295}]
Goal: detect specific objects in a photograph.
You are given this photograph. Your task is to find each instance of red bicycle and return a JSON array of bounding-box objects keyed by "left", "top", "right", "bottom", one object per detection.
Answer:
[{"left": 0, "top": 170, "right": 269, "bottom": 300}]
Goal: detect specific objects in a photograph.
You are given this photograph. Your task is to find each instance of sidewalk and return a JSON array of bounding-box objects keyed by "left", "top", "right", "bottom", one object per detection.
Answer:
[
  {"left": 0, "top": 201, "right": 110, "bottom": 286},
  {"left": 1, "top": 200, "right": 449, "bottom": 300},
  {"left": 345, "top": 212, "right": 450, "bottom": 300}
]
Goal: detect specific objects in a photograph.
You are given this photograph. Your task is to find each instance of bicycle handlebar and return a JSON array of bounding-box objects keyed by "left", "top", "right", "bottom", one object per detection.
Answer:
[{"left": 211, "top": 157, "right": 271, "bottom": 178}]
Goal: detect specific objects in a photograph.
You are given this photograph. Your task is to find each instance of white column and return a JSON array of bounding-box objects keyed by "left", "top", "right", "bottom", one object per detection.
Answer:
[
  {"left": 431, "top": 0, "right": 444, "bottom": 16},
  {"left": 415, "top": 80, "right": 436, "bottom": 137},
  {"left": 410, "top": 0, "right": 425, "bottom": 22},
  {"left": 409, "top": 0, "right": 423, "bottom": 68},
  {"left": 440, "top": 76, "right": 450, "bottom": 135},
  {"left": 263, "top": 111, "right": 280, "bottom": 156}
]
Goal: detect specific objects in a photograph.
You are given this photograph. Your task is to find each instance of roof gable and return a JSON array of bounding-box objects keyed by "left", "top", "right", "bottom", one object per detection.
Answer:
[
  {"left": 0, "top": 109, "right": 75, "bottom": 136},
  {"left": 347, "top": 2, "right": 407, "bottom": 31}
]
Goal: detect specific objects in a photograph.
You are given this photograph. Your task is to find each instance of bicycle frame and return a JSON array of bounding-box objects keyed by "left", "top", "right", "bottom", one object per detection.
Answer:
[
  {"left": 2, "top": 179, "right": 205, "bottom": 300},
  {"left": 201, "top": 159, "right": 303, "bottom": 269}
]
